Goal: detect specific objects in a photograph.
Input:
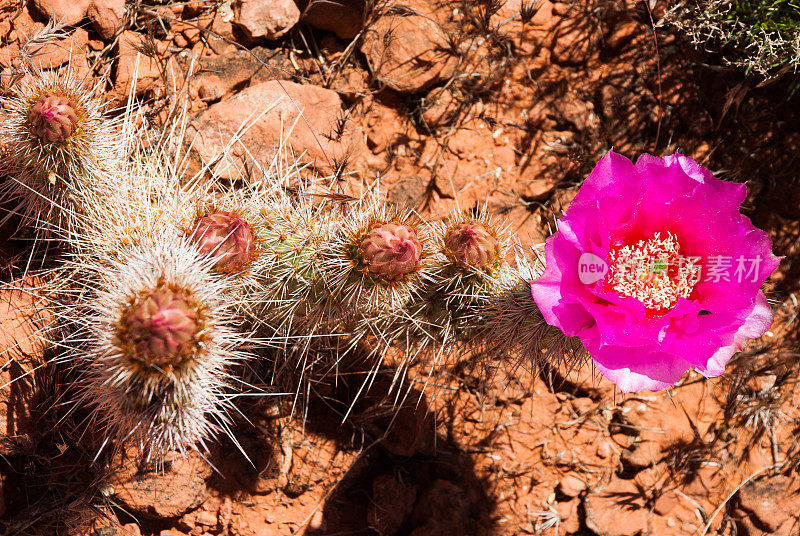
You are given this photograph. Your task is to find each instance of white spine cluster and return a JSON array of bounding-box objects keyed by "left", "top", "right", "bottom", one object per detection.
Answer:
[
  {"left": 0, "top": 65, "right": 121, "bottom": 239},
  {"left": 72, "top": 234, "right": 247, "bottom": 459}
]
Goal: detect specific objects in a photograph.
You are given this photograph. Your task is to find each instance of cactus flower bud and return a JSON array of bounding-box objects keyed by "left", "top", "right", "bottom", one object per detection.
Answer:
[
  {"left": 191, "top": 211, "right": 257, "bottom": 273},
  {"left": 28, "top": 93, "right": 79, "bottom": 143},
  {"left": 360, "top": 222, "right": 422, "bottom": 278},
  {"left": 444, "top": 223, "right": 499, "bottom": 269},
  {"left": 119, "top": 286, "right": 202, "bottom": 368}
]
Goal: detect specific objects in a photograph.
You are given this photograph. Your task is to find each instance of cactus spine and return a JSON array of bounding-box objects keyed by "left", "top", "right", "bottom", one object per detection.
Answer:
[{"left": 0, "top": 64, "right": 576, "bottom": 461}]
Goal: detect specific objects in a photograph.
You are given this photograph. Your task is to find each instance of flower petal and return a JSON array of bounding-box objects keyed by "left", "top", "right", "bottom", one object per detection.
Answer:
[{"left": 696, "top": 291, "right": 773, "bottom": 377}]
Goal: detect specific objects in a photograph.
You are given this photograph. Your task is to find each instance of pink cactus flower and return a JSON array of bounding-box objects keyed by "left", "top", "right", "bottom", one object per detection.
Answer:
[{"left": 530, "top": 150, "right": 779, "bottom": 392}]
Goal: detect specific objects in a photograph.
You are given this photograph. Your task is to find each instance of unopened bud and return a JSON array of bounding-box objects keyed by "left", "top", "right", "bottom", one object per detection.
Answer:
[
  {"left": 28, "top": 93, "right": 79, "bottom": 143},
  {"left": 119, "top": 286, "right": 201, "bottom": 367},
  {"left": 360, "top": 222, "right": 422, "bottom": 278},
  {"left": 191, "top": 211, "right": 257, "bottom": 273},
  {"left": 444, "top": 223, "right": 499, "bottom": 269}
]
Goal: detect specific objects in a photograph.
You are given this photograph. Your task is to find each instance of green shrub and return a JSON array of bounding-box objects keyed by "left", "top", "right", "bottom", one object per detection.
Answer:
[{"left": 663, "top": 0, "right": 800, "bottom": 76}]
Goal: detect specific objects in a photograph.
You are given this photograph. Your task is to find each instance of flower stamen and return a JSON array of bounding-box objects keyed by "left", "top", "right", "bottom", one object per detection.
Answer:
[{"left": 605, "top": 232, "right": 700, "bottom": 313}]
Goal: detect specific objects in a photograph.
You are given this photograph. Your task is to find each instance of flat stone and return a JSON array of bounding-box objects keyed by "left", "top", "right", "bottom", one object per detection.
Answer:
[
  {"left": 187, "top": 80, "right": 363, "bottom": 179},
  {"left": 360, "top": 1, "right": 457, "bottom": 93},
  {"left": 31, "top": 0, "right": 91, "bottom": 26},
  {"left": 584, "top": 478, "right": 648, "bottom": 536},
  {"left": 110, "top": 450, "right": 212, "bottom": 519},
  {"left": 738, "top": 476, "right": 800, "bottom": 533},
  {"left": 558, "top": 473, "right": 587, "bottom": 498},
  {"left": 232, "top": 0, "right": 300, "bottom": 40},
  {"left": 301, "top": 0, "right": 364, "bottom": 39}
]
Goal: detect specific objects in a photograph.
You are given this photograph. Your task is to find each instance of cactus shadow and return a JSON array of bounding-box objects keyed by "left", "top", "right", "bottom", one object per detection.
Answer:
[
  {"left": 304, "top": 374, "right": 499, "bottom": 536},
  {"left": 207, "top": 342, "right": 499, "bottom": 536},
  {"left": 296, "top": 347, "right": 497, "bottom": 535}
]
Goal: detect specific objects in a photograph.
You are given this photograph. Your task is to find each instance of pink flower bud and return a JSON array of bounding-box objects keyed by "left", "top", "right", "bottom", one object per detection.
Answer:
[
  {"left": 191, "top": 211, "right": 257, "bottom": 273},
  {"left": 444, "top": 223, "right": 499, "bottom": 269},
  {"left": 120, "top": 286, "right": 201, "bottom": 367},
  {"left": 28, "top": 93, "right": 79, "bottom": 143},
  {"left": 360, "top": 222, "right": 422, "bottom": 278}
]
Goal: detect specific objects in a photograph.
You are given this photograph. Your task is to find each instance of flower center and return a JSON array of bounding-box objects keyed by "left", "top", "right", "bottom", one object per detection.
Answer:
[{"left": 604, "top": 232, "right": 700, "bottom": 313}]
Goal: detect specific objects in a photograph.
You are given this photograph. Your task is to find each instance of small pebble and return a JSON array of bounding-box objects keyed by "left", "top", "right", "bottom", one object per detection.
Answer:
[{"left": 558, "top": 474, "right": 587, "bottom": 498}]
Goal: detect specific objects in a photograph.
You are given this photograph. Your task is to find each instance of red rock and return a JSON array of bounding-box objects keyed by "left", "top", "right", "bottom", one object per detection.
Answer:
[
  {"left": 604, "top": 19, "right": 641, "bottom": 51},
  {"left": 620, "top": 440, "right": 661, "bottom": 470},
  {"left": 187, "top": 80, "right": 363, "bottom": 179},
  {"left": 0, "top": 283, "right": 51, "bottom": 456},
  {"left": 411, "top": 480, "right": 476, "bottom": 535},
  {"left": 550, "top": 15, "right": 599, "bottom": 65},
  {"left": 558, "top": 473, "right": 587, "bottom": 498},
  {"left": 30, "top": 0, "right": 91, "bottom": 26},
  {"left": 554, "top": 96, "right": 599, "bottom": 133},
  {"left": 571, "top": 397, "right": 594, "bottom": 415},
  {"left": 543, "top": 355, "right": 616, "bottom": 400},
  {"left": 446, "top": 126, "right": 486, "bottom": 160},
  {"left": 735, "top": 513, "right": 798, "bottom": 536},
  {"left": 596, "top": 441, "right": 612, "bottom": 459},
  {"left": 110, "top": 450, "right": 212, "bottom": 519},
  {"left": 516, "top": 176, "right": 555, "bottom": 200},
  {"left": 173, "top": 33, "right": 189, "bottom": 49},
  {"left": 328, "top": 67, "right": 369, "bottom": 100},
  {"left": 360, "top": 1, "right": 457, "bottom": 93},
  {"left": 365, "top": 95, "right": 406, "bottom": 153},
  {"left": 738, "top": 476, "right": 800, "bottom": 533},
  {"left": 618, "top": 382, "right": 722, "bottom": 467},
  {"left": 654, "top": 491, "right": 679, "bottom": 515},
  {"left": 584, "top": 478, "right": 648, "bottom": 536},
  {"left": 182, "top": 27, "right": 201, "bottom": 43},
  {"left": 420, "top": 87, "right": 460, "bottom": 129},
  {"left": 300, "top": 0, "right": 364, "bottom": 40},
  {"left": 189, "top": 46, "right": 292, "bottom": 104},
  {"left": 87, "top": 0, "right": 125, "bottom": 39},
  {"left": 555, "top": 498, "right": 581, "bottom": 534},
  {"left": 376, "top": 395, "right": 434, "bottom": 457},
  {"left": 198, "top": 75, "right": 224, "bottom": 102},
  {"left": 6, "top": 8, "right": 42, "bottom": 44},
  {"left": 368, "top": 472, "right": 418, "bottom": 536},
  {"left": 31, "top": 27, "right": 89, "bottom": 69},
  {"left": 232, "top": 0, "right": 300, "bottom": 40},
  {"left": 0, "top": 19, "right": 10, "bottom": 41},
  {"left": 122, "top": 524, "right": 142, "bottom": 536},
  {"left": 0, "top": 44, "right": 21, "bottom": 74},
  {"left": 203, "top": 12, "right": 238, "bottom": 54},
  {"left": 194, "top": 509, "right": 218, "bottom": 527},
  {"left": 112, "top": 31, "right": 168, "bottom": 100},
  {"left": 65, "top": 509, "right": 123, "bottom": 536},
  {"left": 387, "top": 175, "right": 428, "bottom": 209}
]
